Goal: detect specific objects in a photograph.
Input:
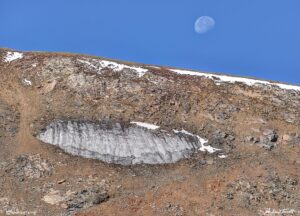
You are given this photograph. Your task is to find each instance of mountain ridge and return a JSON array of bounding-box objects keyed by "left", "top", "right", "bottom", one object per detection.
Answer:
[
  {"left": 0, "top": 48, "right": 299, "bottom": 215},
  {"left": 1, "top": 47, "right": 300, "bottom": 88}
]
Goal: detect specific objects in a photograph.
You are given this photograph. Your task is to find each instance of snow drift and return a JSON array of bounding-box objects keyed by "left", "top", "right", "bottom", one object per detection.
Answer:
[{"left": 37, "top": 120, "right": 219, "bottom": 165}]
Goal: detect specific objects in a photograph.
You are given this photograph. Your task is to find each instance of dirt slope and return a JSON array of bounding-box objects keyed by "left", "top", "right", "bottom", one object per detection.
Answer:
[{"left": 0, "top": 48, "right": 299, "bottom": 216}]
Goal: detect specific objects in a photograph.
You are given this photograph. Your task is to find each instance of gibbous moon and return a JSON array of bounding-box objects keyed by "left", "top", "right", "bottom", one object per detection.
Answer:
[{"left": 194, "top": 16, "right": 215, "bottom": 34}]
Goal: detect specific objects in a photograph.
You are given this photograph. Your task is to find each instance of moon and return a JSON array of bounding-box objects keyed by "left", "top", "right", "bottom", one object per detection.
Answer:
[{"left": 194, "top": 16, "right": 215, "bottom": 34}]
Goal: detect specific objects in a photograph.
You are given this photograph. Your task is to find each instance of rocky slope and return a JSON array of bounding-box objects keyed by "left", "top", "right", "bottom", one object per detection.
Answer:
[{"left": 0, "top": 48, "right": 299, "bottom": 216}]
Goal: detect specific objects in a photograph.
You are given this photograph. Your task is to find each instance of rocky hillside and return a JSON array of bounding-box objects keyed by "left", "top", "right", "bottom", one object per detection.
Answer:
[{"left": 0, "top": 48, "right": 299, "bottom": 216}]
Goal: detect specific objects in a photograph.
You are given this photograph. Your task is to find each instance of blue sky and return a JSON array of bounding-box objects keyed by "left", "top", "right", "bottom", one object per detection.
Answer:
[{"left": 1, "top": 0, "right": 300, "bottom": 85}]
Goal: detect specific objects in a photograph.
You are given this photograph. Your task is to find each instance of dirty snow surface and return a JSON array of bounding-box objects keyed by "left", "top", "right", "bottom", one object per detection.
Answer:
[
  {"left": 78, "top": 58, "right": 148, "bottom": 77},
  {"left": 37, "top": 120, "right": 220, "bottom": 165},
  {"left": 3, "top": 51, "right": 23, "bottom": 62},
  {"left": 170, "top": 69, "right": 300, "bottom": 91}
]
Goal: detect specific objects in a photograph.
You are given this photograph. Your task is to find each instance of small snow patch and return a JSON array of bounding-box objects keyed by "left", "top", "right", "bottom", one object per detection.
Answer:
[
  {"left": 173, "top": 129, "right": 220, "bottom": 153},
  {"left": 218, "top": 154, "right": 228, "bottom": 159},
  {"left": 4, "top": 52, "right": 23, "bottom": 62},
  {"left": 170, "top": 69, "right": 300, "bottom": 91},
  {"left": 130, "top": 122, "right": 160, "bottom": 130},
  {"left": 199, "top": 144, "right": 220, "bottom": 154},
  {"left": 23, "top": 79, "right": 32, "bottom": 86},
  {"left": 78, "top": 58, "right": 148, "bottom": 77}
]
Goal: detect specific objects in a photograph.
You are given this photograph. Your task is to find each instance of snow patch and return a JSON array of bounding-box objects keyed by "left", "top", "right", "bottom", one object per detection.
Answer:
[
  {"left": 130, "top": 121, "right": 160, "bottom": 130},
  {"left": 38, "top": 121, "right": 213, "bottom": 165},
  {"left": 4, "top": 52, "right": 23, "bottom": 62},
  {"left": 218, "top": 154, "right": 228, "bottom": 159},
  {"left": 170, "top": 69, "right": 300, "bottom": 91},
  {"left": 23, "top": 79, "right": 32, "bottom": 86},
  {"left": 38, "top": 119, "right": 224, "bottom": 165},
  {"left": 78, "top": 58, "right": 148, "bottom": 77},
  {"left": 173, "top": 129, "right": 220, "bottom": 153}
]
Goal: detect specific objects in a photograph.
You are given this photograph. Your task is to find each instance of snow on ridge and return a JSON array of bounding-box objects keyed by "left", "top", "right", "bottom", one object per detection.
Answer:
[
  {"left": 78, "top": 58, "right": 148, "bottom": 77},
  {"left": 170, "top": 69, "right": 300, "bottom": 91},
  {"left": 3, "top": 51, "right": 23, "bottom": 62},
  {"left": 130, "top": 121, "right": 160, "bottom": 130},
  {"left": 173, "top": 129, "right": 220, "bottom": 153}
]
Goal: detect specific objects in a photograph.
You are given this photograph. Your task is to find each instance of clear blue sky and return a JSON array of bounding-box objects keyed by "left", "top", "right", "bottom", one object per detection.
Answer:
[{"left": 1, "top": 0, "right": 300, "bottom": 85}]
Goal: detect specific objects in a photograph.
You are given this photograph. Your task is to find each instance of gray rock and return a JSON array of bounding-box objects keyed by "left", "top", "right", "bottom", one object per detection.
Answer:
[
  {"left": 5, "top": 154, "right": 53, "bottom": 181},
  {"left": 245, "top": 136, "right": 255, "bottom": 143},
  {"left": 226, "top": 192, "right": 234, "bottom": 200},
  {"left": 209, "top": 130, "right": 235, "bottom": 151},
  {"left": 164, "top": 202, "right": 184, "bottom": 216},
  {"left": 66, "top": 188, "right": 109, "bottom": 211},
  {"left": 245, "top": 136, "right": 260, "bottom": 143},
  {"left": 255, "top": 129, "right": 279, "bottom": 150},
  {"left": 261, "top": 140, "right": 275, "bottom": 151},
  {"left": 193, "top": 160, "right": 207, "bottom": 168},
  {"left": 197, "top": 160, "right": 207, "bottom": 166},
  {"left": 224, "top": 173, "right": 298, "bottom": 208},
  {"left": 263, "top": 129, "right": 278, "bottom": 142}
]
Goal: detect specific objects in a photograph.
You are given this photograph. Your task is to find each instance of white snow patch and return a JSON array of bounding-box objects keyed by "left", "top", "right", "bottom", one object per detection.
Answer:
[
  {"left": 78, "top": 59, "right": 148, "bottom": 77},
  {"left": 38, "top": 121, "right": 208, "bottom": 165},
  {"left": 130, "top": 122, "right": 160, "bottom": 130},
  {"left": 32, "top": 63, "right": 37, "bottom": 67},
  {"left": 23, "top": 79, "right": 32, "bottom": 86},
  {"left": 218, "top": 154, "right": 228, "bottom": 159},
  {"left": 170, "top": 69, "right": 300, "bottom": 91},
  {"left": 173, "top": 129, "right": 220, "bottom": 153},
  {"left": 4, "top": 52, "right": 23, "bottom": 62},
  {"left": 199, "top": 144, "right": 220, "bottom": 153}
]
